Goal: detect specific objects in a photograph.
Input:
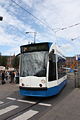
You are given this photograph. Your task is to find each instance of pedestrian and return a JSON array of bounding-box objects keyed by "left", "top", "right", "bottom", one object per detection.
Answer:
[
  {"left": 1, "top": 71, "right": 5, "bottom": 85},
  {"left": 15, "top": 71, "right": 19, "bottom": 84},
  {"left": 10, "top": 71, "right": 15, "bottom": 83}
]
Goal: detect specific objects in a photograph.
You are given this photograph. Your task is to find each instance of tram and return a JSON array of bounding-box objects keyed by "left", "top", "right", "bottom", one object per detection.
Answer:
[{"left": 19, "top": 42, "right": 67, "bottom": 97}]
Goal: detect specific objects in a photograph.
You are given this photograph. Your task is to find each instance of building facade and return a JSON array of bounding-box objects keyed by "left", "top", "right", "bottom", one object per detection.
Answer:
[{"left": 66, "top": 56, "right": 78, "bottom": 69}]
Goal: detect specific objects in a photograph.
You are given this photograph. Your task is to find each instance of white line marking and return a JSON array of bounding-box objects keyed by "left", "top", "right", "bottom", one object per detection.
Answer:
[
  {"left": 17, "top": 99, "right": 36, "bottom": 104},
  {"left": 6, "top": 97, "right": 16, "bottom": 101},
  {"left": 0, "top": 105, "right": 19, "bottom": 115},
  {"left": 6, "top": 97, "right": 51, "bottom": 106},
  {"left": 0, "top": 101, "right": 4, "bottom": 104},
  {"left": 13, "top": 110, "right": 39, "bottom": 120},
  {"left": 6, "top": 97, "right": 36, "bottom": 104},
  {"left": 38, "top": 103, "right": 52, "bottom": 106}
]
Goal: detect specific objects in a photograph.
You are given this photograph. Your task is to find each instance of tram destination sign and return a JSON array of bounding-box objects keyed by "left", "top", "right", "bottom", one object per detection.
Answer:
[{"left": 21, "top": 43, "right": 49, "bottom": 53}]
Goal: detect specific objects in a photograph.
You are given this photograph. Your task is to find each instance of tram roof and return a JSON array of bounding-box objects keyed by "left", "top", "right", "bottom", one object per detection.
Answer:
[{"left": 20, "top": 42, "right": 66, "bottom": 58}]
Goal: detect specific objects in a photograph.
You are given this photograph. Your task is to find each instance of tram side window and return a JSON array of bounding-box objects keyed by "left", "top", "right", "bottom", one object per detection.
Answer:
[
  {"left": 48, "top": 52, "right": 56, "bottom": 81},
  {"left": 58, "top": 56, "right": 66, "bottom": 79}
]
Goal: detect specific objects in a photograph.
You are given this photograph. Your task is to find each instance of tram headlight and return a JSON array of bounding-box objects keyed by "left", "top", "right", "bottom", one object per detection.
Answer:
[
  {"left": 39, "top": 84, "right": 42, "bottom": 87},
  {"left": 22, "top": 83, "right": 24, "bottom": 86}
]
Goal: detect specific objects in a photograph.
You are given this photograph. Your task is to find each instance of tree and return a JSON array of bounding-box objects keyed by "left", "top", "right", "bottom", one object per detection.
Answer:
[
  {"left": 0, "top": 56, "right": 7, "bottom": 67},
  {"left": 12, "top": 56, "right": 19, "bottom": 69}
]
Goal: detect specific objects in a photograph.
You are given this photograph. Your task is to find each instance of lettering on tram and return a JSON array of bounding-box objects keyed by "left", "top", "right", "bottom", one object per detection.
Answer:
[
  {"left": 21, "top": 43, "right": 49, "bottom": 53},
  {"left": 19, "top": 42, "right": 67, "bottom": 97}
]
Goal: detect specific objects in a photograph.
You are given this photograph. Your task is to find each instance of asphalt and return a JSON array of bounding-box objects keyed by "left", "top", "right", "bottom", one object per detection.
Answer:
[
  {"left": 0, "top": 82, "right": 19, "bottom": 99},
  {"left": 39, "top": 88, "right": 80, "bottom": 120},
  {"left": 0, "top": 76, "right": 80, "bottom": 120}
]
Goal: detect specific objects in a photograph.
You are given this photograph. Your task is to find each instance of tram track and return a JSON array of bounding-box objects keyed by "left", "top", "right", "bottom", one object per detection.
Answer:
[
  {"left": 1, "top": 98, "right": 43, "bottom": 120},
  {"left": 0, "top": 73, "right": 75, "bottom": 120},
  {"left": 0, "top": 92, "right": 74, "bottom": 120},
  {"left": 4, "top": 95, "right": 67, "bottom": 120},
  {"left": 3, "top": 89, "right": 73, "bottom": 120}
]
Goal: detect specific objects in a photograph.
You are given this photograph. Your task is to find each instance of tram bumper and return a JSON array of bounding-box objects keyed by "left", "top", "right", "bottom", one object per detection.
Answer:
[{"left": 19, "top": 86, "right": 48, "bottom": 97}]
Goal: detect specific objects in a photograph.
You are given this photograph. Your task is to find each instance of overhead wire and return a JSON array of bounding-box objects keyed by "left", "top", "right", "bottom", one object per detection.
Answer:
[
  {"left": 7, "top": 0, "right": 80, "bottom": 55},
  {"left": 10, "top": 0, "right": 80, "bottom": 34},
  {"left": 6, "top": 0, "right": 80, "bottom": 47},
  {"left": 71, "top": 36, "right": 80, "bottom": 41},
  {"left": 55, "top": 23, "right": 80, "bottom": 32},
  {"left": 11, "top": 0, "right": 55, "bottom": 33}
]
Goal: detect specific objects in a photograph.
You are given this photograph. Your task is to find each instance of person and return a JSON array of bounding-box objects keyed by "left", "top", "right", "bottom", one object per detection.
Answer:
[
  {"left": 15, "top": 71, "right": 19, "bottom": 84},
  {"left": 1, "top": 71, "right": 5, "bottom": 85},
  {"left": 5, "top": 71, "right": 8, "bottom": 80},
  {"left": 10, "top": 71, "right": 15, "bottom": 83}
]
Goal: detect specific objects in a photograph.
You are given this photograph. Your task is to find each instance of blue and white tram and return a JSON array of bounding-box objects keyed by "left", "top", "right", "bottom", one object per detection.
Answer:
[{"left": 19, "top": 42, "right": 67, "bottom": 97}]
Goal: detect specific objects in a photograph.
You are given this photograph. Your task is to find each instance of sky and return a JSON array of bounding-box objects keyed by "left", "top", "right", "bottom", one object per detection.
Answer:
[{"left": 0, "top": 0, "right": 80, "bottom": 56}]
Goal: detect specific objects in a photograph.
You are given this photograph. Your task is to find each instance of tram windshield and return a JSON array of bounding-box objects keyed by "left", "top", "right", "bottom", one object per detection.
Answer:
[{"left": 20, "top": 51, "right": 48, "bottom": 77}]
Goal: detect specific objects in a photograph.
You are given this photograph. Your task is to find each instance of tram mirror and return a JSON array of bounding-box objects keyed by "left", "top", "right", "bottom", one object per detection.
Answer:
[
  {"left": 0, "top": 16, "right": 3, "bottom": 21},
  {"left": 49, "top": 50, "right": 54, "bottom": 61}
]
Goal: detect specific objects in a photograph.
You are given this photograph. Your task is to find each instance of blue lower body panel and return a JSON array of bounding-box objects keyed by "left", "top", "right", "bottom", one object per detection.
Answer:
[{"left": 20, "top": 80, "right": 67, "bottom": 97}]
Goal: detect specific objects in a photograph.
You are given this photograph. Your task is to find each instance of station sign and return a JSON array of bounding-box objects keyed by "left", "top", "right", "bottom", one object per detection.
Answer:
[{"left": 21, "top": 43, "right": 49, "bottom": 53}]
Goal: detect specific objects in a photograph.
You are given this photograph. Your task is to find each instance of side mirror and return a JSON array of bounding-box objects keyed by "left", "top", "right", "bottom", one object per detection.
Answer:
[
  {"left": 49, "top": 49, "right": 54, "bottom": 62},
  {"left": 0, "top": 16, "right": 3, "bottom": 21}
]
